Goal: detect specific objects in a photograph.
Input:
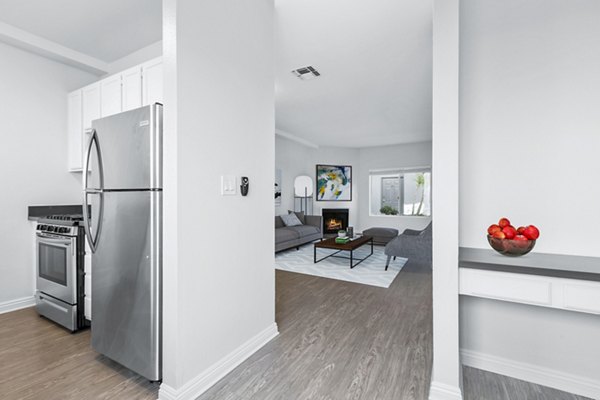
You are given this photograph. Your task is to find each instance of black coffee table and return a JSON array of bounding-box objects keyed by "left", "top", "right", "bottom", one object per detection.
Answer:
[{"left": 314, "top": 235, "right": 374, "bottom": 269}]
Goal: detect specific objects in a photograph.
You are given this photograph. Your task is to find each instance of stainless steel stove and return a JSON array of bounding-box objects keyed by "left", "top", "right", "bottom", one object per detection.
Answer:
[{"left": 35, "top": 214, "right": 88, "bottom": 332}]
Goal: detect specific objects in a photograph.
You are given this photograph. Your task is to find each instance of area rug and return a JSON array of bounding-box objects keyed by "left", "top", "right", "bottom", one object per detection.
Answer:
[{"left": 275, "top": 244, "right": 407, "bottom": 288}]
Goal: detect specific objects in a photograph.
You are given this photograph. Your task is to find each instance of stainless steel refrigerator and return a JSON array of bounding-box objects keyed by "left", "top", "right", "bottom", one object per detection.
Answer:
[{"left": 82, "top": 104, "right": 162, "bottom": 381}]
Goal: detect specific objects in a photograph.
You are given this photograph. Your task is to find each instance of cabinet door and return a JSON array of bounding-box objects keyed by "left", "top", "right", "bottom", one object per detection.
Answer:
[
  {"left": 82, "top": 83, "right": 101, "bottom": 132},
  {"left": 100, "top": 75, "right": 122, "bottom": 117},
  {"left": 67, "top": 90, "right": 83, "bottom": 171},
  {"left": 142, "top": 57, "right": 163, "bottom": 105},
  {"left": 122, "top": 66, "right": 142, "bottom": 112}
]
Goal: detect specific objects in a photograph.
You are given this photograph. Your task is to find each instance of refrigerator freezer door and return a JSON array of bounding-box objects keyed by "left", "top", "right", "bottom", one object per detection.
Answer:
[
  {"left": 91, "top": 191, "right": 161, "bottom": 381},
  {"left": 90, "top": 104, "right": 162, "bottom": 190}
]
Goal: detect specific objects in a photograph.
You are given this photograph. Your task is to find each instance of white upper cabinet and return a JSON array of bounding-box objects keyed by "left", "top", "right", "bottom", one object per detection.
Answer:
[
  {"left": 67, "top": 90, "right": 83, "bottom": 171},
  {"left": 68, "top": 57, "right": 163, "bottom": 172},
  {"left": 142, "top": 57, "right": 163, "bottom": 105},
  {"left": 100, "top": 74, "right": 122, "bottom": 118},
  {"left": 122, "top": 66, "right": 143, "bottom": 112},
  {"left": 82, "top": 83, "right": 101, "bottom": 132}
]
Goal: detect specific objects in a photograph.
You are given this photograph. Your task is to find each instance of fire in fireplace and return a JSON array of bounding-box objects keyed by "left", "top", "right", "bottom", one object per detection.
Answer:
[
  {"left": 326, "top": 218, "right": 343, "bottom": 231},
  {"left": 322, "top": 208, "right": 349, "bottom": 235}
]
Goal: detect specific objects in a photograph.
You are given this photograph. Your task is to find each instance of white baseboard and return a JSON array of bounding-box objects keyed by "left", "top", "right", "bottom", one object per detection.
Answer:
[
  {"left": 461, "top": 349, "right": 600, "bottom": 399},
  {"left": 0, "top": 296, "right": 35, "bottom": 314},
  {"left": 429, "top": 381, "right": 463, "bottom": 400},
  {"left": 158, "top": 323, "right": 279, "bottom": 400}
]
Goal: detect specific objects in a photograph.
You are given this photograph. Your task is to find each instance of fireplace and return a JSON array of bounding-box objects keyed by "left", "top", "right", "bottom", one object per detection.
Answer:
[{"left": 322, "top": 208, "right": 349, "bottom": 235}]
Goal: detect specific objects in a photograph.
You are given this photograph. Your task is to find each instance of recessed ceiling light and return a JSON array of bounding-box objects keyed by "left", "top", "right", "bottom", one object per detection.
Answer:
[{"left": 291, "top": 66, "right": 321, "bottom": 80}]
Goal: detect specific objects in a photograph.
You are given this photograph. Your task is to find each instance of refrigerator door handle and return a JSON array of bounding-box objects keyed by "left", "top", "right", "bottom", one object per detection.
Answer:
[
  {"left": 82, "top": 129, "right": 105, "bottom": 253},
  {"left": 82, "top": 129, "right": 105, "bottom": 191}
]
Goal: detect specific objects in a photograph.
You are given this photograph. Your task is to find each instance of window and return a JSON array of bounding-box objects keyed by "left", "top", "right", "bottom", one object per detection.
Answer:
[{"left": 369, "top": 169, "right": 431, "bottom": 216}]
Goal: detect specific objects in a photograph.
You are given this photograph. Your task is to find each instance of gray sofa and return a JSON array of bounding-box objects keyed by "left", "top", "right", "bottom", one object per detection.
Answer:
[
  {"left": 275, "top": 214, "right": 323, "bottom": 252},
  {"left": 384, "top": 222, "right": 432, "bottom": 270}
]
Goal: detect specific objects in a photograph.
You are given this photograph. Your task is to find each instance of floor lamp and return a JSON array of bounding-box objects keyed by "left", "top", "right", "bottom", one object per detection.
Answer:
[{"left": 294, "top": 175, "right": 313, "bottom": 215}]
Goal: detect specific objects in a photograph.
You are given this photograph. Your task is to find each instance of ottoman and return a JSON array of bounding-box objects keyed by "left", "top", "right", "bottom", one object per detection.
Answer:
[{"left": 362, "top": 227, "right": 399, "bottom": 245}]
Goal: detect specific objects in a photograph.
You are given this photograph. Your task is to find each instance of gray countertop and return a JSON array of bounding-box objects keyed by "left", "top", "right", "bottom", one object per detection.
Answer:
[{"left": 459, "top": 247, "right": 600, "bottom": 282}]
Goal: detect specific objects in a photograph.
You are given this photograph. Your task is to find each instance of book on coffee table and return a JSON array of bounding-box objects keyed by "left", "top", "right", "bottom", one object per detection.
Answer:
[{"left": 335, "top": 237, "right": 351, "bottom": 244}]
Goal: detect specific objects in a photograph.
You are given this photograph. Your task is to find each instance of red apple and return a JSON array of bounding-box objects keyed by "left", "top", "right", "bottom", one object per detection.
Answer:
[
  {"left": 492, "top": 230, "right": 506, "bottom": 239},
  {"left": 502, "top": 226, "right": 517, "bottom": 240},
  {"left": 514, "top": 234, "right": 528, "bottom": 241},
  {"left": 517, "top": 226, "right": 526, "bottom": 235},
  {"left": 498, "top": 218, "right": 511, "bottom": 228},
  {"left": 488, "top": 224, "right": 502, "bottom": 235},
  {"left": 523, "top": 225, "right": 540, "bottom": 240}
]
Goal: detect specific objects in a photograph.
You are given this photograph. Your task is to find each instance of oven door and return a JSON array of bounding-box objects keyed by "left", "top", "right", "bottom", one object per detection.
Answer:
[{"left": 36, "top": 233, "right": 77, "bottom": 305}]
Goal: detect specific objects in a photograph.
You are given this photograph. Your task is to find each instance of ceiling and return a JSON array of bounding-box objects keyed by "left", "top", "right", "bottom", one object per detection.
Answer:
[
  {"left": 0, "top": 0, "right": 162, "bottom": 62},
  {"left": 0, "top": 0, "right": 430, "bottom": 148},
  {"left": 275, "top": 0, "right": 432, "bottom": 148}
]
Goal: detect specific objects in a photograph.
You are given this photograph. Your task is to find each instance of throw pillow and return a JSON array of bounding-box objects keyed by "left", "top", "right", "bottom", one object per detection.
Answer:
[
  {"left": 280, "top": 213, "right": 303, "bottom": 227},
  {"left": 288, "top": 210, "right": 305, "bottom": 224}
]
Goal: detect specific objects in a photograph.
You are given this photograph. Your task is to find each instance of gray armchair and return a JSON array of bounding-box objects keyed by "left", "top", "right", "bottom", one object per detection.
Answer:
[{"left": 384, "top": 223, "right": 432, "bottom": 270}]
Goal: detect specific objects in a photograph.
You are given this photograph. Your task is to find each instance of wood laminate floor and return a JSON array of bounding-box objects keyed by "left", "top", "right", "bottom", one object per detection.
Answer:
[
  {"left": 463, "top": 366, "right": 592, "bottom": 400},
  {"left": 198, "top": 259, "right": 434, "bottom": 400},
  {"left": 1, "top": 258, "right": 587, "bottom": 400},
  {"left": 0, "top": 307, "right": 159, "bottom": 400}
]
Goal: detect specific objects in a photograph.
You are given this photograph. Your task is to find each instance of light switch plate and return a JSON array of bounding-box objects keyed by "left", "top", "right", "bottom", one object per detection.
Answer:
[{"left": 221, "top": 175, "right": 237, "bottom": 195}]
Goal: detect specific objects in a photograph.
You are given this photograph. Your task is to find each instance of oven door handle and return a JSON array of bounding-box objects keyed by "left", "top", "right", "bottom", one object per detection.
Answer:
[
  {"left": 36, "top": 234, "right": 74, "bottom": 256},
  {"left": 82, "top": 129, "right": 105, "bottom": 254},
  {"left": 36, "top": 234, "right": 72, "bottom": 245}
]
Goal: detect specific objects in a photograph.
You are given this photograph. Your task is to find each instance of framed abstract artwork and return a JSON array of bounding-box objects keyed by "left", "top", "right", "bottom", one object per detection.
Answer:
[{"left": 316, "top": 164, "right": 352, "bottom": 201}]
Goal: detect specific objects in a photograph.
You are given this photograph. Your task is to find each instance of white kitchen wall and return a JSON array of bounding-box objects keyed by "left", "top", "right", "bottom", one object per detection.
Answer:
[
  {"left": 459, "top": 0, "right": 600, "bottom": 394},
  {"left": 161, "top": 0, "right": 275, "bottom": 397},
  {"left": 0, "top": 42, "right": 97, "bottom": 309},
  {"left": 358, "top": 142, "right": 431, "bottom": 232}
]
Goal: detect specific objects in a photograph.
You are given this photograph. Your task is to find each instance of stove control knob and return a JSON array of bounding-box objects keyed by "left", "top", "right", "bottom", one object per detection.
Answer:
[
  {"left": 48, "top": 226, "right": 55, "bottom": 232},
  {"left": 37, "top": 224, "right": 41, "bottom": 230}
]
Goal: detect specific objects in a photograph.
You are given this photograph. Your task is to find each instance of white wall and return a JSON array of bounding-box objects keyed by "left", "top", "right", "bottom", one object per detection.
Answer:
[
  {"left": 459, "top": 0, "right": 600, "bottom": 394},
  {"left": 275, "top": 136, "right": 432, "bottom": 232},
  {"left": 104, "top": 40, "right": 163, "bottom": 76},
  {"left": 312, "top": 146, "right": 360, "bottom": 228},
  {"left": 161, "top": 0, "right": 275, "bottom": 397},
  {"left": 460, "top": 297, "right": 600, "bottom": 383},
  {"left": 274, "top": 136, "right": 360, "bottom": 227},
  {"left": 358, "top": 142, "right": 432, "bottom": 232},
  {"left": 460, "top": 0, "right": 600, "bottom": 257},
  {"left": 0, "top": 42, "right": 97, "bottom": 308},
  {"left": 430, "top": 0, "right": 462, "bottom": 398},
  {"left": 275, "top": 135, "right": 316, "bottom": 215}
]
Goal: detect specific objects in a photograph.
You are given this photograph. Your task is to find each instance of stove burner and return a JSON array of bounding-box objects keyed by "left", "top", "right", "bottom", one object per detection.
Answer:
[{"left": 38, "top": 214, "right": 84, "bottom": 229}]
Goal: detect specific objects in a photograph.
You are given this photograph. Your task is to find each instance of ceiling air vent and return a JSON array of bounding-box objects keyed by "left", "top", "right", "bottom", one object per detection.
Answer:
[{"left": 291, "top": 66, "right": 321, "bottom": 80}]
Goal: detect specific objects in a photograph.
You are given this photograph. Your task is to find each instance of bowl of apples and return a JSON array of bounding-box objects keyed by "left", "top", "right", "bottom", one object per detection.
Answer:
[{"left": 487, "top": 217, "right": 539, "bottom": 256}]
